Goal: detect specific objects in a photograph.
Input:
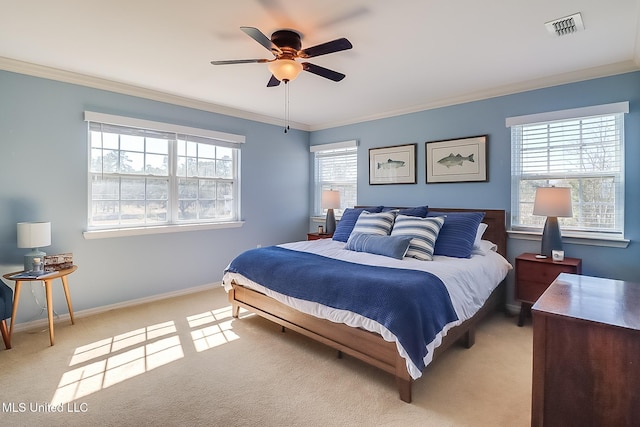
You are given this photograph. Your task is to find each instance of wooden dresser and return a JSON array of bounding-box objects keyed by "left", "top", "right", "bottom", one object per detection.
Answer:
[{"left": 531, "top": 273, "right": 640, "bottom": 427}]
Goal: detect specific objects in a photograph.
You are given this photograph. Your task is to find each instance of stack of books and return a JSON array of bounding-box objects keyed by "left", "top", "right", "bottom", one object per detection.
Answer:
[{"left": 44, "top": 253, "right": 73, "bottom": 272}]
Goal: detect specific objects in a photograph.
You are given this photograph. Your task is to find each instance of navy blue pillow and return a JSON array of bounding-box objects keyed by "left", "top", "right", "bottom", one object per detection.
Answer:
[
  {"left": 427, "top": 211, "right": 485, "bottom": 258},
  {"left": 382, "top": 206, "right": 428, "bottom": 217},
  {"left": 332, "top": 206, "right": 383, "bottom": 242},
  {"left": 398, "top": 206, "right": 428, "bottom": 218},
  {"left": 346, "top": 233, "right": 413, "bottom": 260}
]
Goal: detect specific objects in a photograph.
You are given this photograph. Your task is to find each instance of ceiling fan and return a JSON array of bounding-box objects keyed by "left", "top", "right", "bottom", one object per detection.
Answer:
[{"left": 211, "top": 27, "right": 353, "bottom": 87}]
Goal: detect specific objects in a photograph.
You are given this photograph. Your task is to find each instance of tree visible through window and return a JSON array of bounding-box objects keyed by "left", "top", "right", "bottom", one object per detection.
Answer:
[
  {"left": 86, "top": 113, "right": 242, "bottom": 230},
  {"left": 509, "top": 103, "right": 627, "bottom": 238},
  {"left": 175, "top": 136, "right": 235, "bottom": 221}
]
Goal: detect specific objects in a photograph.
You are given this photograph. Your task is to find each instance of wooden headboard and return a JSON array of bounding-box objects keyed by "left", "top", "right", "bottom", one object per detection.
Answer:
[{"left": 355, "top": 207, "right": 507, "bottom": 257}]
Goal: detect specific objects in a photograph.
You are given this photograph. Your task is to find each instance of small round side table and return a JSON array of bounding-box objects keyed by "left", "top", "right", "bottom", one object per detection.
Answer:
[{"left": 2, "top": 265, "right": 78, "bottom": 346}]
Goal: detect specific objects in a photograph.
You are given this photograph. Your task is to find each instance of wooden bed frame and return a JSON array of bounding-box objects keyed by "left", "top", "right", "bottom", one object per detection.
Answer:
[{"left": 228, "top": 208, "right": 507, "bottom": 403}]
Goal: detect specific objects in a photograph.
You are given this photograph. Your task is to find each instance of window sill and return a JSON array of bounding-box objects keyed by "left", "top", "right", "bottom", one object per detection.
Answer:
[
  {"left": 83, "top": 221, "right": 244, "bottom": 239},
  {"left": 508, "top": 230, "right": 629, "bottom": 248},
  {"left": 311, "top": 215, "right": 344, "bottom": 223}
]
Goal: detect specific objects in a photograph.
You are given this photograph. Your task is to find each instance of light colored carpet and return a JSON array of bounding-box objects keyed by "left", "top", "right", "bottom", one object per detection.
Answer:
[{"left": 0, "top": 286, "right": 532, "bottom": 426}]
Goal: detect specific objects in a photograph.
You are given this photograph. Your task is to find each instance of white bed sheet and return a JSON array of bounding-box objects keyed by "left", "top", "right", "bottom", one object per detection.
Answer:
[{"left": 223, "top": 239, "right": 512, "bottom": 379}]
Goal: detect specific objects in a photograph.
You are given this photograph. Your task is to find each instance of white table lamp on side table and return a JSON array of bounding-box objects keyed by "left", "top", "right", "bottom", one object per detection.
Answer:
[{"left": 17, "top": 221, "right": 51, "bottom": 272}]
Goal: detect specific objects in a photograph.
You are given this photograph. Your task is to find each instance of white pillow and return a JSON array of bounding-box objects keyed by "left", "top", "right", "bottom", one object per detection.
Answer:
[
  {"left": 471, "top": 239, "right": 498, "bottom": 256},
  {"left": 473, "top": 223, "right": 488, "bottom": 249}
]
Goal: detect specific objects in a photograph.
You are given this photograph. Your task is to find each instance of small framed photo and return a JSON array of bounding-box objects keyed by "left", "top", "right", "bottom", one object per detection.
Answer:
[
  {"left": 369, "top": 143, "right": 417, "bottom": 185},
  {"left": 426, "top": 135, "right": 488, "bottom": 183}
]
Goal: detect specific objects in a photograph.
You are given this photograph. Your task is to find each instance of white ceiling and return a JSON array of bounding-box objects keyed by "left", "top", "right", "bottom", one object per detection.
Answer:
[{"left": 1, "top": 0, "right": 639, "bottom": 131}]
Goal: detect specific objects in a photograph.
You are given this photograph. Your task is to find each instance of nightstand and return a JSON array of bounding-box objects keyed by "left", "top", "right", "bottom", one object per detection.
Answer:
[
  {"left": 515, "top": 253, "right": 581, "bottom": 326},
  {"left": 307, "top": 232, "right": 333, "bottom": 241}
]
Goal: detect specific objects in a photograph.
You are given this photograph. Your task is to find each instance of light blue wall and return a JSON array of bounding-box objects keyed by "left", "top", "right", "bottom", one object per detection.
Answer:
[
  {"left": 0, "top": 70, "right": 310, "bottom": 325},
  {"left": 3, "top": 69, "right": 639, "bottom": 325},
  {"left": 311, "top": 71, "right": 640, "bottom": 296}
]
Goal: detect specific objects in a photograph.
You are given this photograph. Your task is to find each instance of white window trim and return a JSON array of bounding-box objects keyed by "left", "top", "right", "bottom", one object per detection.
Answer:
[
  {"left": 310, "top": 139, "right": 357, "bottom": 152},
  {"left": 310, "top": 140, "right": 358, "bottom": 219},
  {"left": 508, "top": 230, "right": 630, "bottom": 248},
  {"left": 83, "top": 221, "right": 244, "bottom": 239},
  {"left": 84, "top": 111, "right": 246, "bottom": 145},
  {"left": 84, "top": 111, "right": 244, "bottom": 238},
  {"left": 507, "top": 102, "right": 628, "bottom": 245},
  {"left": 505, "top": 102, "right": 629, "bottom": 127}
]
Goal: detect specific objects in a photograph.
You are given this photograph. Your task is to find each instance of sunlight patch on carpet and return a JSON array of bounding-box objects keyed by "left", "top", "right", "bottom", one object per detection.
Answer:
[
  {"left": 69, "top": 321, "right": 177, "bottom": 366},
  {"left": 187, "top": 306, "right": 240, "bottom": 352},
  {"left": 51, "top": 321, "right": 184, "bottom": 405}
]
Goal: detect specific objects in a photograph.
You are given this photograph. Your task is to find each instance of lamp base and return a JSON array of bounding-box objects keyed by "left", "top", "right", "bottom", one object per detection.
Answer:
[
  {"left": 325, "top": 209, "right": 336, "bottom": 235},
  {"left": 24, "top": 249, "right": 46, "bottom": 272},
  {"left": 540, "top": 216, "right": 562, "bottom": 257}
]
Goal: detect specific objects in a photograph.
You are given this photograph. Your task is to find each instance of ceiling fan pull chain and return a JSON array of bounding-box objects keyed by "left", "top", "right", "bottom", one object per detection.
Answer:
[
  {"left": 284, "top": 80, "right": 290, "bottom": 133},
  {"left": 287, "top": 81, "right": 291, "bottom": 133}
]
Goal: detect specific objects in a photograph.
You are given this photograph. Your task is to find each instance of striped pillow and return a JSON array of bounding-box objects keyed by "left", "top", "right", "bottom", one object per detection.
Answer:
[
  {"left": 332, "top": 206, "right": 383, "bottom": 242},
  {"left": 390, "top": 215, "right": 445, "bottom": 260},
  {"left": 351, "top": 211, "right": 396, "bottom": 236}
]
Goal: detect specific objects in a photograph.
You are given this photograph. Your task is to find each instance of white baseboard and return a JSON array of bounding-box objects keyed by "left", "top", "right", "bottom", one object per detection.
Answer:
[
  {"left": 505, "top": 303, "right": 520, "bottom": 316},
  {"left": 10, "top": 281, "right": 224, "bottom": 333}
]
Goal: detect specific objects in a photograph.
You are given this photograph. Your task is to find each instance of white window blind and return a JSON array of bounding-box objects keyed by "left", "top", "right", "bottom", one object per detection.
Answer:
[
  {"left": 86, "top": 112, "right": 242, "bottom": 230},
  {"left": 311, "top": 141, "right": 358, "bottom": 216},
  {"left": 509, "top": 103, "right": 627, "bottom": 238}
]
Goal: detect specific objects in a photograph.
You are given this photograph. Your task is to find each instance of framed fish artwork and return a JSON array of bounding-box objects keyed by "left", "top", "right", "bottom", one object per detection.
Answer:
[
  {"left": 425, "top": 135, "right": 487, "bottom": 183},
  {"left": 369, "top": 143, "right": 417, "bottom": 185}
]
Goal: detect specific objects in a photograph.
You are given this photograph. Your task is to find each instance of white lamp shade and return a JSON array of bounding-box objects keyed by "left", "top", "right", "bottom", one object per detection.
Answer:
[
  {"left": 268, "top": 59, "right": 303, "bottom": 82},
  {"left": 321, "top": 190, "right": 341, "bottom": 210},
  {"left": 17, "top": 222, "right": 51, "bottom": 248},
  {"left": 533, "top": 187, "right": 573, "bottom": 218}
]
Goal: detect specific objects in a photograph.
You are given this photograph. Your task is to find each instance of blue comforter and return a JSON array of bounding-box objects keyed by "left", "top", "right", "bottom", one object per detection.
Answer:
[{"left": 225, "top": 246, "right": 458, "bottom": 373}]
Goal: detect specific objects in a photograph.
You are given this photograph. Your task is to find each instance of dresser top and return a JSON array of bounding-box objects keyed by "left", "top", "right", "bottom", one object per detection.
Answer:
[{"left": 532, "top": 273, "right": 640, "bottom": 331}]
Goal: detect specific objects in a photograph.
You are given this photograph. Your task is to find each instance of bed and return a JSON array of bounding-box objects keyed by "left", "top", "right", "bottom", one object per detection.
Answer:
[{"left": 222, "top": 207, "right": 510, "bottom": 403}]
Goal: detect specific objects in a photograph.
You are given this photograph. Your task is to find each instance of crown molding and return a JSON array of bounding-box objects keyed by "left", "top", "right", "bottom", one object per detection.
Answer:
[
  {"left": 2, "top": 56, "right": 637, "bottom": 133},
  {"left": 0, "top": 56, "right": 311, "bottom": 132},
  {"left": 309, "top": 60, "right": 640, "bottom": 131}
]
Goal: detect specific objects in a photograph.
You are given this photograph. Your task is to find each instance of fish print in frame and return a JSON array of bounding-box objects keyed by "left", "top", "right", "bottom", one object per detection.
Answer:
[
  {"left": 426, "top": 135, "right": 487, "bottom": 183},
  {"left": 369, "top": 143, "right": 417, "bottom": 185}
]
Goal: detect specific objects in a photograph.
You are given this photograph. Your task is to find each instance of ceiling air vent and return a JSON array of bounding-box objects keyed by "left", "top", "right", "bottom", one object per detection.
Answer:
[{"left": 545, "top": 12, "right": 584, "bottom": 36}]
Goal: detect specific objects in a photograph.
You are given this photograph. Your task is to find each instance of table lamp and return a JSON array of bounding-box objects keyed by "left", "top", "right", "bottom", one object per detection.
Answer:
[
  {"left": 321, "top": 190, "right": 340, "bottom": 234},
  {"left": 533, "top": 187, "right": 572, "bottom": 257},
  {"left": 17, "top": 221, "right": 51, "bottom": 271}
]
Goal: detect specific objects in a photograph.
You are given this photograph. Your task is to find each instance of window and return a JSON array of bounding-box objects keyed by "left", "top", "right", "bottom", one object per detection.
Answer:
[
  {"left": 311, "top": 140, "right": 358, "bottom": 216},
  {"left": 85, "top": 112, "right": 243, "bottom": 232},
  {"left": 508, "top": 102, "right": 628, "bottom": 239}
]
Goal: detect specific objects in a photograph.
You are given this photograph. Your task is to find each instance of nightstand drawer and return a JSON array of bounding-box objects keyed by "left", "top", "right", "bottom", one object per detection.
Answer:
[
  {"left": 517, "top": 262, "right": 577, "bottom": 284},
  {"left": 517, "top": 280, "right": 551, "bottom": 304}
]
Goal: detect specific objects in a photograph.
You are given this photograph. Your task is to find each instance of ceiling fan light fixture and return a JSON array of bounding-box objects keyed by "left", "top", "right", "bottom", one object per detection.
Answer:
[{"left": 268, "top": 59, "right": 303, "bottom": 82}]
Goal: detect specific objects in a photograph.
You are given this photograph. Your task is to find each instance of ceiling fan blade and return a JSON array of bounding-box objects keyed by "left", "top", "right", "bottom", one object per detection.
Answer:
[
  {"left": 210, "top": 59, "right": 269, "bottom": 65},
  {"left": 299, "top": 38, "right": 352, "bottom": 58},
  {"left": 302, "top": 62, "right": 346, "bottom": 82},
  {"left": 240, "top": 26, "right": 282, "bottom": 55},
  {"left": 267, "top": 75, "right": 281, "bottom": 87}
]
